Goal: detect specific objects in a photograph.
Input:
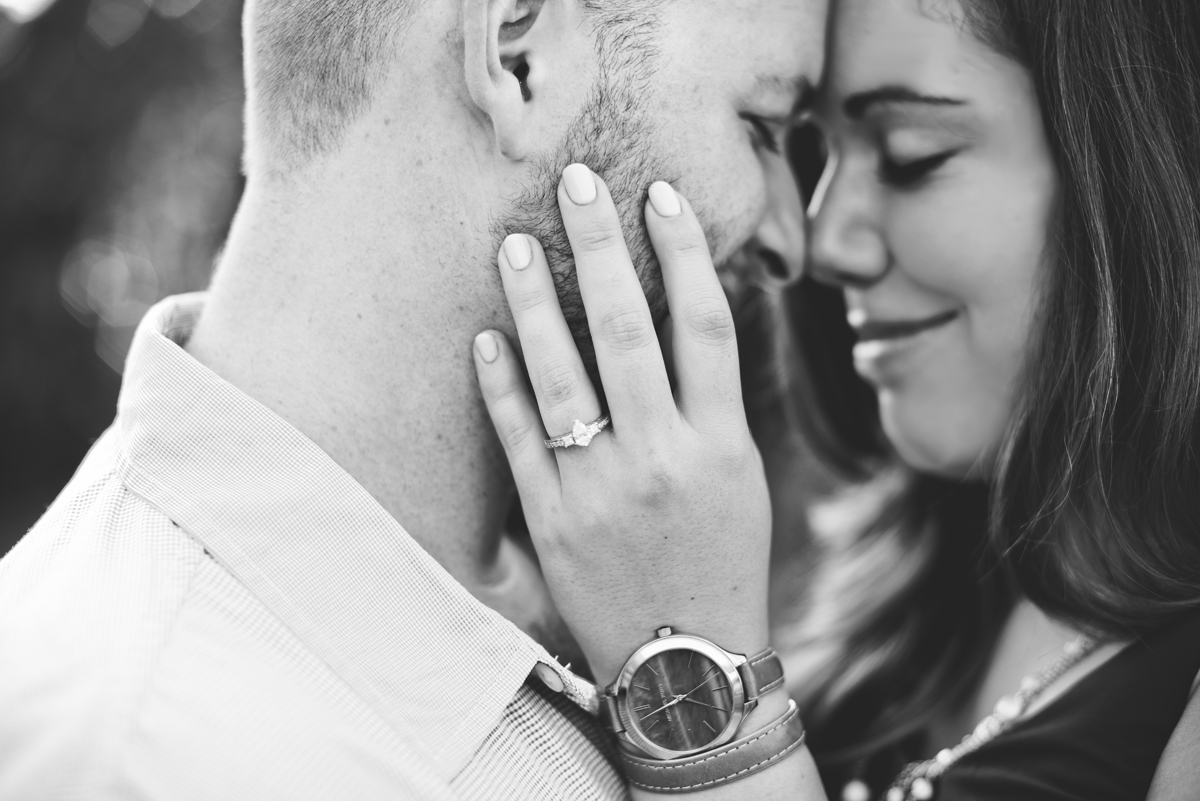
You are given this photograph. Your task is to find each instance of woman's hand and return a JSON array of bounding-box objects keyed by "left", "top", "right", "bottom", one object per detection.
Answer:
[{"left": 473, "top": 163, "right": 773, "bottom": 686}]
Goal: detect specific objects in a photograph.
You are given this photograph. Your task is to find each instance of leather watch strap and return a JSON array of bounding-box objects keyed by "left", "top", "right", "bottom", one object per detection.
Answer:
[
  {"left": 739, "top": 647, "right": 785, "bottom": 700},
  {"left": 618, "top": 700, "right": 806, "bottom": 794}
]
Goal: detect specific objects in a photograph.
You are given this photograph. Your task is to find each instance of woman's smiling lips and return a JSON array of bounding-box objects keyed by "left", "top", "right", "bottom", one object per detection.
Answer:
[
  {"left": 848, "top": 308, "right": 961, "bottom": 383},
  {"left": 848, "top": 308, "right": 961, "bottom": 342}
]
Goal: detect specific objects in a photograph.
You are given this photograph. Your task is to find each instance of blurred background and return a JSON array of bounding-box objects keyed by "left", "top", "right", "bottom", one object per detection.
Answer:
[{"left": 1, "top": 0, "right": 244, "bottom": 554}]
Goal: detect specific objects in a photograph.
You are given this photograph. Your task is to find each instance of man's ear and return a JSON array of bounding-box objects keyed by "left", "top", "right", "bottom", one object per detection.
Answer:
[{"left": 463, "top": 0, "right": 571, "bottom": 160}]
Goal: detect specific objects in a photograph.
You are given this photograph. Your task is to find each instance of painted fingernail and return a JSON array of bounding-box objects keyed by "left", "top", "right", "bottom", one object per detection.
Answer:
[
  {"left": 475, "top": 332, "right": 499, "bottom": 364},
  {"left": 648, "top": 181, "right": 682, "bottom": 218},
  {"left": 562, "top": 163, "right": 597, "bottom": 205},
  {"left": 503, "top": 233, "right": 532, "bottom": 271}
]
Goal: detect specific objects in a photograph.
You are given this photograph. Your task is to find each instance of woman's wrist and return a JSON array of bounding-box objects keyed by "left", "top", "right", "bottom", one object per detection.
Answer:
[
  {"left": 616, "top": 693, "right": 806, "bottom": 798},
  {"left": 589, "top": 623, "right": 772, "bottom": 688}
]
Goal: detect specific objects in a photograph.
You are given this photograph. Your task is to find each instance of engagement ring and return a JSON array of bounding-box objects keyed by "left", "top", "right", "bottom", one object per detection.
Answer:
[{"left": 544, "top": 416, "right": 611, "bottom": 449}]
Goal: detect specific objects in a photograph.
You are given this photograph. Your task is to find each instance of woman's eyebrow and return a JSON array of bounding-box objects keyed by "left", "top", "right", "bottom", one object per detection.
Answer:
[{"left": 844, "top": 85, "right": 966, "bottom": 119}]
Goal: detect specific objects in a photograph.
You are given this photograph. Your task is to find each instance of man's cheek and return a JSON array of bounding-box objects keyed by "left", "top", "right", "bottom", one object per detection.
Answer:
[{"left": 695, "top": 204, "right": 743, "bottom": 272}]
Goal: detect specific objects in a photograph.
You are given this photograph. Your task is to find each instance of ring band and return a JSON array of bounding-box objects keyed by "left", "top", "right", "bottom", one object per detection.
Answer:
[{"left": 544, "top": 415, "right": 611, "bottom": 449}]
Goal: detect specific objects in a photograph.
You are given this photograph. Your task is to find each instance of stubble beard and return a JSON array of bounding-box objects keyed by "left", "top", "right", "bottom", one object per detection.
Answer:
[{"left": 492, "top": 50, "right": 674, "bottom": 386}]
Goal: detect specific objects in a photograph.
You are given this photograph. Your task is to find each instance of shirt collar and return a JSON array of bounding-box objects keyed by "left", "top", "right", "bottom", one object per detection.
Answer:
[{"left": 113, "top": 294, "right": 595, "bottom": 780}]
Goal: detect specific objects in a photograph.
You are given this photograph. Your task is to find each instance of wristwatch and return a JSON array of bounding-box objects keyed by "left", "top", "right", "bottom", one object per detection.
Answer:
[{"left": 599, "top": 626, "right": 786, "bottom": 760}]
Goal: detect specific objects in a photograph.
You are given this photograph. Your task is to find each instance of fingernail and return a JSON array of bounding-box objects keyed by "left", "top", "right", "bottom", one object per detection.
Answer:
[
  {"left": 503, "top": 234, "right": 532, "bottom": 271},
  {"left": 562, "top": 163, "right": 597, "bottom": 205},
  {"left": 475, "top": 332, "right": 499, "bottom": 364},
  {"left": 648, "top": 181, "right": 682, "bottom": 218}
]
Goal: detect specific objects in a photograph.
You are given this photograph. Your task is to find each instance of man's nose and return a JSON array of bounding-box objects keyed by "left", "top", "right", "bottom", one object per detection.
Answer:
[
  {"left": 806, "top": 153, "right": 889, "bottom": 288},
  {"left": 747, "top": 154, "right": 805, "bottom": 290}
]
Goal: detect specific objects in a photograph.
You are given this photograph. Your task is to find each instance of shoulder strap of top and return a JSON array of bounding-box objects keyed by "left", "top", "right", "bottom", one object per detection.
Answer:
[{"left": 1147, "top": 668, "right": 1200, "bottom": 801}]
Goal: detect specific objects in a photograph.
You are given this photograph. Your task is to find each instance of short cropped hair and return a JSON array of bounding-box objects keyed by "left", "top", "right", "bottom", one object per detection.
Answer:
[
  {"left": 245, "top": 0, "right": 664, "bottom": 177},
  {"left": 245, "top": 0, "right": 419, "bottom": 176}
]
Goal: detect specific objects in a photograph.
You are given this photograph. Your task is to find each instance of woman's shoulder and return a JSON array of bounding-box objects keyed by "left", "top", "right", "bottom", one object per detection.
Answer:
[
  {"left": 1147, "top": 665, "right": 1200, "bottom": 801},
  {"left": 941, "top": 609, "right": 1200, "bottom": 800}
]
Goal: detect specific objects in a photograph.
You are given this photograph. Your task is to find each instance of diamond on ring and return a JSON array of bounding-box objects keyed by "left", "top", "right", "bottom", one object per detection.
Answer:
[{"left": 544, "top": 415, "right": 611, "bottom": 449}]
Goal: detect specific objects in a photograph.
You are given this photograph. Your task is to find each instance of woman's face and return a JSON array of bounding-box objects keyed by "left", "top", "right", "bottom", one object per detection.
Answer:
[{"left": 807, "top": 0, "right": 1059, "bottom": 478}]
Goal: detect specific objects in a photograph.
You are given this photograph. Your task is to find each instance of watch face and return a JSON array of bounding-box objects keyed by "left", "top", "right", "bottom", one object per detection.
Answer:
[{"left": 627, "top": 648, "right": 735, "bottom": 752}]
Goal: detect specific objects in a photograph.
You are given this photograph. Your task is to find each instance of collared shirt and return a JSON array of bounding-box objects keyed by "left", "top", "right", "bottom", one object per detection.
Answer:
[{"left": 0, "top": 294, "right": 629, "bottom": 801}]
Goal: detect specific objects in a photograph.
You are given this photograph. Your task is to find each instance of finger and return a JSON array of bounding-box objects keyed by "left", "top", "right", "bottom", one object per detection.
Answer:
[
  {"left": 645, "top": 182, "right": 746, "bottom": 428},
  {"left": 496, "top": 232, "right": 606, "bottom": 453},
  {"left": 473, "top": 329, "right": 560, "bottom": 503},
  {"left": 558, "top": 164, "right": 676, "bottom": 433},
  {"left": 656, "top": 313, "right": 678, "bottom": 392}
]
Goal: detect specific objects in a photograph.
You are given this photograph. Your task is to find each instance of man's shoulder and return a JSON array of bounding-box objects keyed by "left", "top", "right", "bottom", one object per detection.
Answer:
[
  {"left": 0, "top": 426, "right": 205, "bottom": 639},
  {"left": 0, "top": 433, "right": 447, "bottom": 799},
  {"left": 0, "top": 429, "right": 211, "bottom": 794},
  {"left": 0, "top": 426, "right": 207, "bottom": 646}
]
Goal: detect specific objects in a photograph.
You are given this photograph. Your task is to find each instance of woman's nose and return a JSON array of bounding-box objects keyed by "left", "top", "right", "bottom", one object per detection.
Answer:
[
  {"left": 806, "top": 154, "right": 889, "bottom": 288},
  {"left": 747, "top": 154, "right": 806, "bottom": 291}
]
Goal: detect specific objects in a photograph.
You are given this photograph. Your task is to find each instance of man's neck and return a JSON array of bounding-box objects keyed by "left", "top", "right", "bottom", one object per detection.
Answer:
[{"left": 186, "top": 170, "right": 516, "bottom": 593}]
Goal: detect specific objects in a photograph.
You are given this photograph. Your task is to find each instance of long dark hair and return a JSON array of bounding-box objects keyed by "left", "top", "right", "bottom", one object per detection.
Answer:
[{"left": 779, "top": 0, "right": 1200, "bottom": 788}]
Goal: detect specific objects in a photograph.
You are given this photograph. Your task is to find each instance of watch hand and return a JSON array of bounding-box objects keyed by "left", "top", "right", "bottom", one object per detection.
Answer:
[
  {"left": 680, "top": 667, "right": 722, "bottom": 700},
  {"left": 681, "top": 697, "right": 728, "bottom": 712},
  {"left": 640, "top": 694, "right": 686, "bottom": 720}
]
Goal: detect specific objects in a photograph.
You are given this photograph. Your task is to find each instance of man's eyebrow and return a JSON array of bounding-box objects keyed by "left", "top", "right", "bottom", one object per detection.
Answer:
[{"left": 843, "top": 86, "right": 966, "bottom": 119}]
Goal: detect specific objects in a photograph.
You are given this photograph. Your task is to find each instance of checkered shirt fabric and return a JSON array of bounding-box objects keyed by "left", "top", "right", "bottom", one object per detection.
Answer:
[{"left": 0, "top": 294, "right": 629, "bottom": 801}]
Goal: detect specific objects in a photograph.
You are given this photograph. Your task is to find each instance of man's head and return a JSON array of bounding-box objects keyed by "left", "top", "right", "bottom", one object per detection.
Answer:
[{"left": 241, "top": 0, "right": 824, "bottom": 344}]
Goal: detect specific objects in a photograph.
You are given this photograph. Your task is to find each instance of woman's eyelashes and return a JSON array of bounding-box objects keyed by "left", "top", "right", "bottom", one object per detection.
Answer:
[{"left": 879, "top": 149, "right": 957, "bottom": 188}]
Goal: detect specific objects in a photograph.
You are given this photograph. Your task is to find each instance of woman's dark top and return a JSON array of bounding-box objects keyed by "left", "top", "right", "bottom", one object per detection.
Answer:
[{"left": 935, "top": 609, "right": 1200, "bottom": 800}]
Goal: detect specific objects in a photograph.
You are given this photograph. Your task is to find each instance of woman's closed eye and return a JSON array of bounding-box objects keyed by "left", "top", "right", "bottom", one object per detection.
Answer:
[{"left": 879, "top": 149, "right": 958, "bottom": 188}]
